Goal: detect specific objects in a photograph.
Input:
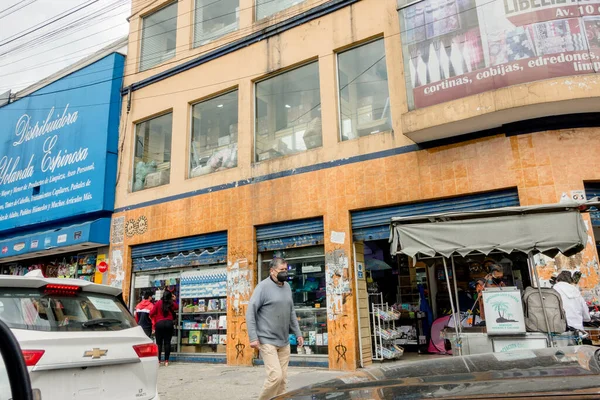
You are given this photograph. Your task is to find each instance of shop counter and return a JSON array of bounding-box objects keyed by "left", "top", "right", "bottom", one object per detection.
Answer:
[{"left": 442, "top": 328, "right": 576, "bottom": 355}]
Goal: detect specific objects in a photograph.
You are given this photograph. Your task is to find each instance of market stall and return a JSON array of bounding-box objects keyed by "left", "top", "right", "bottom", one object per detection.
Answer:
[{"left": 389, "top": 202, "right": 597, "bottom": 355}]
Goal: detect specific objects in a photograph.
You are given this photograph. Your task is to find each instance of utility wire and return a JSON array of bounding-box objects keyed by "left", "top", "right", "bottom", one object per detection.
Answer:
[{"left": 0, "top": 0, "right": 37, "bottom": 20}]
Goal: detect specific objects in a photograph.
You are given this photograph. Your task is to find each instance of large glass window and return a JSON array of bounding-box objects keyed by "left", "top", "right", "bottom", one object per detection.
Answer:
[
  {"left": 255, "top": 63, "right": 322, "bottom": 162},
  {"left": 337, "top": 39, "right": 392, "bottom": 141},
  {"left": 259, "top": 247, "right": 328, "bottom": 356},
  {"left": 133, "top": 113, "right": 172, "bottom": 192},
  {"left": 194, "top": 0, "right": 239, "bottom": 47},
  {"left": 190, "top": 91, "right": 238, "bottom": 178},
  {"left": 256, "top": 0, "right": 307, "bottom": 20},
  {"left": 139, "top": 2, "right": 178, "bottom": 72}
]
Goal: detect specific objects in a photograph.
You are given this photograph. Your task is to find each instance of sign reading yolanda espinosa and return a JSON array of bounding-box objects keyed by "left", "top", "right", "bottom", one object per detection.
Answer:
[
  {"left": 400, "top": 0, "right": 600, "bottom": 109},
  {"left": 0, "top": 73, "right": 119, "bottom": 232},
  {"left": 482, "top": 287, "right": 526, "bottom": 334}
]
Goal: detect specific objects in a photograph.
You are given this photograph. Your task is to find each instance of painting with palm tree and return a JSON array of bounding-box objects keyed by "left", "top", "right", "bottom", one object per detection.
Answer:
[{"left": 491, "top": 301, "right": 518, "bottom": 323}]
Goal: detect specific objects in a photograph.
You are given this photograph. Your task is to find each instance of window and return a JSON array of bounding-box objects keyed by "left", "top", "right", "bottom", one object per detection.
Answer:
[
  {"left": 133, "top": 113, "right": 173, "bottom": 192},
  {"left": 139, "top": 2, "right": 178, "bottom": 72},
  {"left": 194, "top": 0, "right": 239, "bottom": 47},
  {"left": 256, "top": 0, "right": 307, "bottom": 20},
  {"left": 255, "top": 63, "right": 322, "bottom": 162},
  {"left": 259, "top": 247, "right": 328, "bottom": 355},
  {"left": 337, "top": 39, "right": 392, "bottom": 141},
  {"left": 0, "top": 289, "right": 135, "bottom": 332},
  {"left": 190, "top": 91, "right": 238, "bottom": 177}
]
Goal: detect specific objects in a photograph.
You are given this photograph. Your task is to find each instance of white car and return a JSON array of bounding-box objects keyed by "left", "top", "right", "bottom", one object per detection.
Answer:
[{"left": 0, "top": 272, "right": 159, "bottom": 400}]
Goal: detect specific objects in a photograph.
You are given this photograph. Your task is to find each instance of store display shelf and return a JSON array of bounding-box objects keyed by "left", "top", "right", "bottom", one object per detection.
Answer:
[
  {"left": 181, "top": 311, "right": 227, "bottom": 315},
  {"left": 182, "top": 328, "right": 226, "bottom": 331}
]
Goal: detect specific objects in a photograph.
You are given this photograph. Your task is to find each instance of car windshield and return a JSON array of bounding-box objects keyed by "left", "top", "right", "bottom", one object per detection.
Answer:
[{"left": 0, "top": 288, "right": 136, "bottom": 332}]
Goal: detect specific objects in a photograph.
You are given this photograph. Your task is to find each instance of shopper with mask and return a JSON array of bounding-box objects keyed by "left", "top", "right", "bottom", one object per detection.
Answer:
[
  {"left": 553, "top": 270, "right": 590, "bottom": 331},
  {"left": 477, "top": 263, "right": 506, "bottom": 321},
  {"left": 246, "top": 257, "right": 304, "bottom": 400}
]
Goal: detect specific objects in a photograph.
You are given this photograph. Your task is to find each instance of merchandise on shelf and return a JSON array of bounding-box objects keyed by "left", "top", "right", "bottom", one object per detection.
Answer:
[{"left": 180, "top": 268, "right": 227, "bottom": 298}]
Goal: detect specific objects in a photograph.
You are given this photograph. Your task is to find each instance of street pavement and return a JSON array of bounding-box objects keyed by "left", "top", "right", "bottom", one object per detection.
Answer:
[{"left": 157, "top": 363, "right": 342, "bottom": 399}]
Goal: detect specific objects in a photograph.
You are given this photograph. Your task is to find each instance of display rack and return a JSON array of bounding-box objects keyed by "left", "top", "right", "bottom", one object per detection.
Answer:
[{"left": 370, "top": 293, "right": 405, "bottom": 361}]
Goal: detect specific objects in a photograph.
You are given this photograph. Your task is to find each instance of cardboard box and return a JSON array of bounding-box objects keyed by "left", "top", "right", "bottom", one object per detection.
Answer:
[
  {"left": 181, "top": 345, "right": 199, "bottom": 354},
  {"left": 145, "top": 169, "right": 170, "bottom": 188}
]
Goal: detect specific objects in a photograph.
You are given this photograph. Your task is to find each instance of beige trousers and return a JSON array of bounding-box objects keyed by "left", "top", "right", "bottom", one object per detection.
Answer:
[{"left": 258, "top": 344, "right": 291, "bottom": 400}]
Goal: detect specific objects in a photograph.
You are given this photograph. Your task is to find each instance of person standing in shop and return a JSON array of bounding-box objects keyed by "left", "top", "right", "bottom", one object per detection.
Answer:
[
  {"left": 246, "top": 257, "right": 304, "bottom": 400},
  {"left": 150, "top": 290, "right": 178, "bottom": 366},
  {"left": 477, "top": 263, "right": 506, "bottom": 321},
  {"left": 553, "top": 271, "right": 590, "bottom": 331},
  {"left": 135, "top": 290, "right": 154, "bottom": 338}
]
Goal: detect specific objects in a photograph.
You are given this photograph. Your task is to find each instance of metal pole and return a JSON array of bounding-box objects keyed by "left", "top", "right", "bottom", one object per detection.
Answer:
[
  {"left": 443, "top": 258, "right": 462, "bottom": 356},
  {"left": 451, "top": 256, "right": 462, "bottom": 334},
  {"left": 528, "top": 253, "right": 553, "bottom": 347},
  {"left": 353, "top": 243, "right": 364, "bottom": 368}
]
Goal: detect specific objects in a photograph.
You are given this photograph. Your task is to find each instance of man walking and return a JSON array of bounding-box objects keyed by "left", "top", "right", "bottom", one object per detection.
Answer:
[{"left": 246, "top": 257, "right": 304, "bottom": 400}]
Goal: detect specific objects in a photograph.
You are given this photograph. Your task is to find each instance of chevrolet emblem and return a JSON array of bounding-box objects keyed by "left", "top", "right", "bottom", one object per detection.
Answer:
[{"left": 83, "top": 348, "right": 108, "bottom": 359}]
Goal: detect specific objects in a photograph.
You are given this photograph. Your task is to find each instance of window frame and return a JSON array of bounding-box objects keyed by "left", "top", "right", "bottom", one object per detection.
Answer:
[
  {"left": 253, "top": 60, "right": 322, "bottom": 163},
  {"left": 139, "top": 1, "right": 179, "bottom": 72},
  {"left": 188, "top": 88, "right": 240, "bottom": 179},
  {"left": 131, "top": 111, "right": 174, "bottom": 193},
  {"left": 335, "top": 37, "right": 392, "bottom": 142},
  {"left": 192, "top": 0, "right": 240, "bottom": 48}
]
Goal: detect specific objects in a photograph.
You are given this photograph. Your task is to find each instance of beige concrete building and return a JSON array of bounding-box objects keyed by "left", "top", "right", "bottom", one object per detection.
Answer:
[{"left": 110, "top": 0, "right": 600, "bottom": 370}]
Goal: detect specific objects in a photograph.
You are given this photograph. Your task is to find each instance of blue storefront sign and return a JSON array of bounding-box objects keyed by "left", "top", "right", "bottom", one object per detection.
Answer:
[{"left": 0, "top": 51, "right": 125, "bottom": 259}]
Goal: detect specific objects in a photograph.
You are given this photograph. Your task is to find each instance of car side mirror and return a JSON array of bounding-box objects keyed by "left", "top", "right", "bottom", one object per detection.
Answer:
[{"left": 0, "top": 318, "right": 33, "bottom": 400}]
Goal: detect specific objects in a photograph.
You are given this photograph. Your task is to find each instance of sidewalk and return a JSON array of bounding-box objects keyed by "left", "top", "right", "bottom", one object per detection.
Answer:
[{"left": 157, "top": 363, "right": 341, "bottom": 400}]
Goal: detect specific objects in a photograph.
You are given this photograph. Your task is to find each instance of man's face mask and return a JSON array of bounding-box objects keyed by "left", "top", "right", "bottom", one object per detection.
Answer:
[{"left": 276, "top": 270, "right": 288, "bottom": 282}]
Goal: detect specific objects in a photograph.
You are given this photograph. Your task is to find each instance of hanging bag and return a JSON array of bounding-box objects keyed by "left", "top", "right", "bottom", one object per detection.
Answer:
[{"left": 523, "top": 286, "right": 567, "bottom": 334}]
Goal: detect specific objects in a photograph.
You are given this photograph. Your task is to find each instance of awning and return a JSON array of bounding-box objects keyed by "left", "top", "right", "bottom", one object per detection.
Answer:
[
  {"left": 0, "top": 218, "right": 111, "bottom": 262},
  {"left": 389, "top": 203, "right": 591, "bottom": 258}
]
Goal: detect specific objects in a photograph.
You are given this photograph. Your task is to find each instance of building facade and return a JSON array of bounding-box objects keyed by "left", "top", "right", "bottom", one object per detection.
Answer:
[
  {"left": 112, "top": 0, "right": 600, "bottom": 370},
  {"left": 0, "top": 40, "right": 126, "bottom": 284}
]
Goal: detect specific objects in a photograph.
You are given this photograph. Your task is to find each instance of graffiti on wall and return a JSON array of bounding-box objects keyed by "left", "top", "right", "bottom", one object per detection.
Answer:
[
  {"left": 108, "top": 246, "right": 124, "bottom": 289},
  {"left": 325, "top": 249, "right": 352, "bottom": 321},
  {"left": 111, "top": 216, "right": 125, "bottom": 245},
  {"left": 125, "top": 216, "right": 148, "bottom": 238},
  {"left": 227, "top": 258, "right": 253, "bottom": 317}
]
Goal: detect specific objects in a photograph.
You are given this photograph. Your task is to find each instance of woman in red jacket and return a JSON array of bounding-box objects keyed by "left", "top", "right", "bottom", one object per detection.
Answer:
[{"left": 150, "top": 290, "right": 178, "bottom": 366}]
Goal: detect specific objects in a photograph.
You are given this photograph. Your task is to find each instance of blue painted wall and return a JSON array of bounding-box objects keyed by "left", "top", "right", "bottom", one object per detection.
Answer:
[{"left": 0, "top": 53, "right": 124, "bottom": 234}]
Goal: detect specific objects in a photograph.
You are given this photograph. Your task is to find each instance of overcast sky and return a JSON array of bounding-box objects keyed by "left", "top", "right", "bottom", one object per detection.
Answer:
[{"left": 0, "top": 0, "right": 130, "bottom": 94}]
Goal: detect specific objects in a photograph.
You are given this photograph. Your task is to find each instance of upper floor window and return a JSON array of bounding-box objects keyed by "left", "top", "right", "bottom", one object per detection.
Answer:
[
  {"left": 194, "top": 0, "right": 239, "bottom": 47},
  {"left": 255, "top": 62, "right": 322, "bottom": 162},
  {"left": 139, "top": 2, "right": 178, "bottom": 72},
  {"left": 337, "top": 39, "right": 392, "bottom": 141},
  {"left": 190, "top": 90, "right": 239, "bottom": 178},
  {"left": 256, "top": 0, "right": 306, "bottom": 20},
  {"left": 133, "top": 113, "right": 173, "bottom": 192}
]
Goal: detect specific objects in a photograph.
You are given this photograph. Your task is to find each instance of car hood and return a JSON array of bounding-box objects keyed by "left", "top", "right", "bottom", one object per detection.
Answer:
[{"left": 277, "top": 346, "right": 600, "bottom": 399}]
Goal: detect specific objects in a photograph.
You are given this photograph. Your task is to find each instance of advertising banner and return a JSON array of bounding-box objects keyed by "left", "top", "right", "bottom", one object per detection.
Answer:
[
  {"left": 399, "top": 0, "right": 600, "bottom": 109},
  {"left": 0, "top": 54, "right": 124, "bottom": 232},
  {"left": 482, "top": 287, "right": 526, "bottom": 334}
]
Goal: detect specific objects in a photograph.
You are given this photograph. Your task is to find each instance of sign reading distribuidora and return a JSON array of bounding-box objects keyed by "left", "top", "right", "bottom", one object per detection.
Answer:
[{"left": 0, "top": 52, "right": 124, "bottom": 232}]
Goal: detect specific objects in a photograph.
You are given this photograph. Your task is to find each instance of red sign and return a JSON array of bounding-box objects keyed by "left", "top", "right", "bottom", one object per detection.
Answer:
[
  {"left": 1, "top": 247, "right": 7, "bottom": 254},
  {"left": 97, "top": 261, "right": 108, "bottom": 274}
]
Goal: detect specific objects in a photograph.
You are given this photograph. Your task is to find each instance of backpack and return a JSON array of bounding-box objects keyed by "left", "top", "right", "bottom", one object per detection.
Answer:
[{"left": 523, "top": 287, "right": 567, "bottom": 334}]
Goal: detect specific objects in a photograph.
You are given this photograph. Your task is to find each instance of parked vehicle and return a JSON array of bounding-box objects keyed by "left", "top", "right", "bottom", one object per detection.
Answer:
[
  {"left": 275, "top": 346, "right": 600, "bottom": 399},
  {"left": 0, "top": 272, "right": 159, "bottom": 400}
]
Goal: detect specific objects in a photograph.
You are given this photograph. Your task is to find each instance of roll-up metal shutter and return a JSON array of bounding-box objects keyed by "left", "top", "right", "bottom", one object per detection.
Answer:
[
  {"left": 256, "top": 218, "right": 324, "bottom": 252},
  {"left": 132, "top": 231, "right": 227, "bottom": 272},
  {"left": 585, "top": 183, "right": 600, "bottom": 226},
  {"left": 351, "top": 189, "right": 520, "bottom": 241}
]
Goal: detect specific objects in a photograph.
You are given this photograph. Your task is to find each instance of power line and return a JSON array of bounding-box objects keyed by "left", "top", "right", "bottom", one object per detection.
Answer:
[
  {"left": 0, "top": 0, "right": 100, "bottom": 48},
  {"left": 0, "top": 0, "right": 37, "bottom": 20}
]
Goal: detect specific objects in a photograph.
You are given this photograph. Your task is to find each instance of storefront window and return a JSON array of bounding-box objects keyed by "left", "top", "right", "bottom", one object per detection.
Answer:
[
  {"left": 132, "top": 267, "right": 227, "bottom": 355},
  {"left": 139, "top": 2, "right": 178, "bottom": 72},
  {"left": 255, "top": 63, "right": 322, "bottom": 162},
  {"left": 194, "top": 0, "right": 239, "bottom": 47},
  {"left": 337, "top": 39, "right": 392, "bottom": 141},
  {"left": 189, "top": 91, "right": 238, "bottom": 178},
  {"left": 0, "top": 251, "right": 102, "bottom": 282},
  {"left": 256, "top": 0, "right": 307, "bottom": 20},
  {"left": 133, "top": 113, "right": 172, "bottom": 192},
  {"left": 260, "top": 246, "right": 328, "bottom": 355}
]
